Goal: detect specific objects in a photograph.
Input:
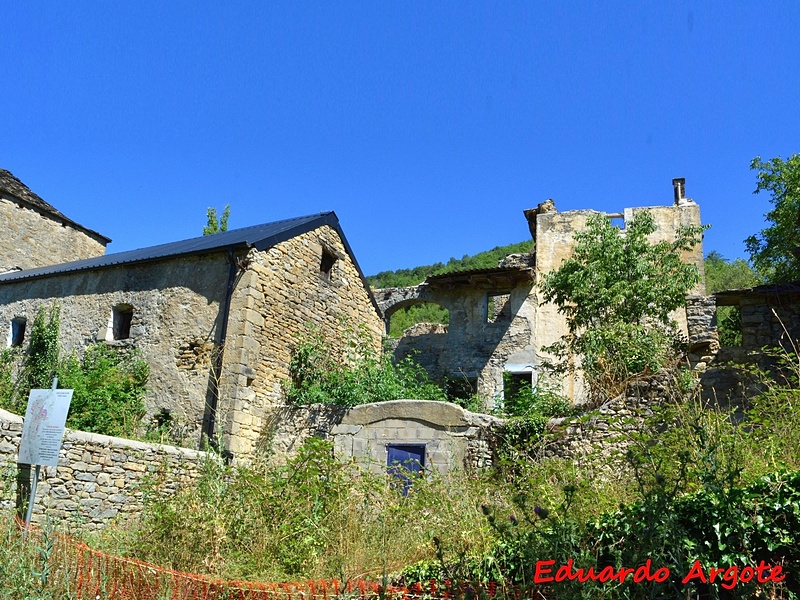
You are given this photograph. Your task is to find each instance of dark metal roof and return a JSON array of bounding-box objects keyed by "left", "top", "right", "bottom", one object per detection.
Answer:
[
  {"left": 0, "top": 212, "right": 341, "bottom": 283},
  {"left": 0, "top": 169, "right": 111, "bottom": 244}
]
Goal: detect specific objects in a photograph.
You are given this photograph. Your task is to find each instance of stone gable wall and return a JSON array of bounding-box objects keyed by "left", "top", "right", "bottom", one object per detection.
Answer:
[
  {"left": 0, "top": 408, "right": 208, "bottom": 531},
  {"left": 0, "top": 195, "right": 107, "bottom": 273},
  {"left": 218, "top": 225, "right": 384, "bottom": 458}
]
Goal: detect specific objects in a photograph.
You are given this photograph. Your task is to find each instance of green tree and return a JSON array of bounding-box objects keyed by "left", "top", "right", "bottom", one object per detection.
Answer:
[
  {"left": 203, "top": 204, "right": 230, "bottom": 235},
  {"left": 540, "top": 212, "right": 705, "bottom": 399},
  {"left": 745, "top": 153, "right": 800, "bottom": 283},
  {"left": 704, "top": 251, "right": 760, "bottom": 293}
]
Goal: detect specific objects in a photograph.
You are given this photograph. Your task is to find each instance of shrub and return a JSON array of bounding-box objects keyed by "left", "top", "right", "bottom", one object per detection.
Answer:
[
  {"left": 286, "top": 325, "right": 446, "bottom": 407},
  {"left": 58, "top": 344, "right": 149, "bottom": 438}
]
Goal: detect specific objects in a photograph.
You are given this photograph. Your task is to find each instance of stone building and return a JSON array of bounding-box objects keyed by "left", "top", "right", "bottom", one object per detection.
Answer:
[
  {"left": 0, "top": 211, "right": 384, "bottom": 459},
  {"left": 0, "top": 169, "right": 110, "bottom": 273},
  {"left": 376, "top": 179, "right": 705, "bottom": 407}
]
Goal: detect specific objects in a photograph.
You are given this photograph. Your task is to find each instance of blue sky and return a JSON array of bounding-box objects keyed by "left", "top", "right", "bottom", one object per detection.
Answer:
[{"left": 2, "top": 2, "right": 799, "bottom": 276}]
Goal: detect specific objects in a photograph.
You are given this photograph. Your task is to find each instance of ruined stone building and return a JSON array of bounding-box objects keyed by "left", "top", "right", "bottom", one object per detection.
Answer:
[
  {"left": 0, "top": 169, "right": 110, "bottom": 273},
  {"left": 0, "top": 170, "right": 383, "bottom": 460},
  {"left": 376, "top": 179, "right": 705, "bottom": 407}
]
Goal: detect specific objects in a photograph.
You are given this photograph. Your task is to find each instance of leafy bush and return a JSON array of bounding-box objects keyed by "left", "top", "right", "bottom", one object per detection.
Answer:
[
  {"left": 0, "top": 304, "right": 149, "bottom": 438},
  {"left": 286, "top": 325, "right": 446, "bottom": 406},
  {"left": 58, "top": 344, "right": 149, "bottom": 438}
]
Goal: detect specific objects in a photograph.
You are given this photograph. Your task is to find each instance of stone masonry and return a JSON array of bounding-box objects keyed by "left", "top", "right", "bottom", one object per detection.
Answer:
[
  {"left": 219, "top": 225, "right": 385, "bottom": 458},
  {"left": 0, "top": 170, "right": 109, "bottom": 273},
  {"left": 377, "top": 180, "right": 705, "bottom": 407},
  {"left": 0, "top": 214, "right": 384, "bottom": 461},
  {"left": 265, "top": 399, "right": 504, "bottom": 472},
  {"left": 0, "top": 408, "right": 208, "bottom": 530}
]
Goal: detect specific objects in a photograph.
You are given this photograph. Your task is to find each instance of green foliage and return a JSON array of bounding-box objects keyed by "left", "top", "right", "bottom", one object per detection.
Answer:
[
  {"left": 0, "top": 513, "right": 68, "bottom": 600},
  {"left": 0, "top": 303, "right": 148, "bottom": 438},
  {"left": 58, "top": 344, "right": 149, "bottom": 438},
  {"left": 21, "top": 304, "right": 61, "bottom": 393},
  {"left": 0, "top": 305, "right": 61, "bottom": 414},
  {"left": 704, "top": 251, "right": 760, "bottom": 294},
  {"left": 203, "top": 204, "right": 230, "bottom": 235},
  {"left": 286, "top": 325, "right": 447, "bottom": 407},
  {"left": 745, "top": 153, "right": 800, "bottom": 283},
  {"left": 388, "top": 302, "right": 449, "bottom": 338},
  {"left": 124, "top": 437, "right": 499, "bottom": 582},
  {"left": 0, "top": 350, "right": 17, "bottom": 413},
  {"left": 501, "top": 373, "right": 571, "bottom": 419},
  {"left": 541, "top": 212, "right": 705, "bottom": 400},
  {"left": 367, "top": 241, "right": 532, "bottom": 289}
]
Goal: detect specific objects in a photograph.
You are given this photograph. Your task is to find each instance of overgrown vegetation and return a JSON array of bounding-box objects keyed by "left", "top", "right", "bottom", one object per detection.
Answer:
[
  {"left": 540, "top": 211, "right": 705, "bottom": 402},
  {"left": 0, "top": 304, "right": 149, "bottom": 438},
  {"left": 286, "top": 325, "right": 446, "bottom": 406},
  {"left": 62, "top": 359, "right": 796, "bottom": 599}
]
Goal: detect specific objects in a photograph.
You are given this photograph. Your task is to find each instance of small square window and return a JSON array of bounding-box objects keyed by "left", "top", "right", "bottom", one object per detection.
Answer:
[
  {"left": 9, "top": 317, "right": 26, "bottom": 347},
  {"left": 320, "top": 248, "right": 337, "bottom": 282},
  {"left": 113, "top": 305, "right": 133, "bottom": 340}
]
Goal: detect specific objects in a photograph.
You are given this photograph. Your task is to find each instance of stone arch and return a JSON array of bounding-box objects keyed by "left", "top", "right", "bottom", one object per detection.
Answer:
[{"left": 373, "top": 285, "right": 453, "bottom": 334}]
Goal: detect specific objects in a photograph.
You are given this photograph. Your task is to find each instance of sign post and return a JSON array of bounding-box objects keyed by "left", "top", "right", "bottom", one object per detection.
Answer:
[{"left": 18, "top": 378, "right": 72, "bottom": 537}]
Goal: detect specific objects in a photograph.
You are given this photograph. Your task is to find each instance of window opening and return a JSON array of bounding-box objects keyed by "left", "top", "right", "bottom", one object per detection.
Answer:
[
  {"left": 9, "top": 317, "right": 26, "bottom": 347},
  {"left": 487, "top": 292, "right": 511, "bottom": 322},
  {"left": 320, "top": 248, "right": 337, "bottom": 282},
  {"left": 113, "top": 305, "right": 133, "bottom": 340},
  {"left": 387, "top": 444, "right": 425, "bottom": 496}
]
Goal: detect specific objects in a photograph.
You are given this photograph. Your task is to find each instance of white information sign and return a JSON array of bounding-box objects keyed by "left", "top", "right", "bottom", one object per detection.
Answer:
[{"left": 18, "top": 388, "right": 73, "bottom": 467}]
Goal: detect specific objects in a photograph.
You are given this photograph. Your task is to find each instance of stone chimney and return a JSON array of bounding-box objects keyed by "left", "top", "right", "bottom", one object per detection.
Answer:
[{"left": 673, "top": 178, "right": 694, "bottom": 206}]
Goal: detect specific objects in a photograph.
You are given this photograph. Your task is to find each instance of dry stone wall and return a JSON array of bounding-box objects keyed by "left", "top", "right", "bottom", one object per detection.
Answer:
[
  {"left": 0, "top": 408, "right": 207, "bottom": 530},
  {"left": 541, "top": 373, "right": 680, "bottom": 462}
]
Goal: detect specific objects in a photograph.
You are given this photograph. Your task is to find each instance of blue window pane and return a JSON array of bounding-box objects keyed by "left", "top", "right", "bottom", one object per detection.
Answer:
[{"left": 387, "top": 444, "right": 425, "bottom": 496}]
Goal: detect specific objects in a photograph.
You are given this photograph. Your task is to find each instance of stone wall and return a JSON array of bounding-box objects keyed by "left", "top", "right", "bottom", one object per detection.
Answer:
[
  {"left": 265, "top": 400, "right": 503, "bottom": 472},
  {"left": 0, "top": 195, "right": 107, "bottom": 273},
  {"left": 0, "top": 223, "right": 383, "bottom": 460},
  {"left": 0, "top": 255, "right": 232, "bottom": 441},
  {"left": 739, "top": 289, "right": 800, "bottom": 351},
  {"left": 0, "top": 408, "right": 207, "bottom": 530},
  {"left": 218, "top": 225, "right": 385, "bottom": 458},
  {"left": 541, "top": 373, "right": 679, "bottom": 462},
  {"left": 685, "top": 295, "right": 719, "bottom": 369}
]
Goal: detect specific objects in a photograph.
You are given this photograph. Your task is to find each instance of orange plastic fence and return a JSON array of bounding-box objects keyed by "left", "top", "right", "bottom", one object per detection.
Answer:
[{"left": 42, "top": 528, "right": 520, "bottom": 600}]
